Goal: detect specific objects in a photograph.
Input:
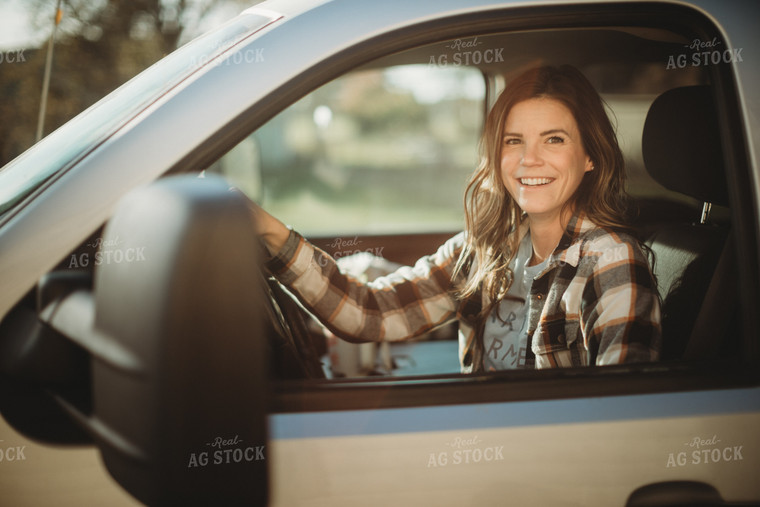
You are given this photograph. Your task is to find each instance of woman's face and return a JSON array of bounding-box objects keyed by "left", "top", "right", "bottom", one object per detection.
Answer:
[{"left": 500, "top": 97, "right": 593, "bottom": 224}]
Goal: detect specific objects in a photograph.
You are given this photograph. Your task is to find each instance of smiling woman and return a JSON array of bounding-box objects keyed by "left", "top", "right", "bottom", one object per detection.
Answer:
[
  {"left": 251, "top": 64, "right": 661, "bottom": 374},
  {"left": 454, "top": 65, "right": 660, "bottom": 371},
  {"left": 500, "top": 98, "right": 594, "bottom": 256}
]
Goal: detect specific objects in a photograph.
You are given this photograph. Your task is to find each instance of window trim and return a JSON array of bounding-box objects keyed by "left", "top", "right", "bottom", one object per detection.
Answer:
[
  {"left": 168, "top": 2, "right": 759, "bottom": 411},
  {"left": 271, "top": 360, "right": 758, "bottom": 413}
]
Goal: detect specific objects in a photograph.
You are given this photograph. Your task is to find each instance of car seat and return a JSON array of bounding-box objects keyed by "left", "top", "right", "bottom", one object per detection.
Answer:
[{"left": 641, "top": 85, "right": 736, "bottom": 361}]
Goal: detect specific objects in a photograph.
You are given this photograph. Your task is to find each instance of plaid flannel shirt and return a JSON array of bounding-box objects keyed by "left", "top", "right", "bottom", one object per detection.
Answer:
[{"left": 266, "top": 214, "right": 661, "bottom": 373}]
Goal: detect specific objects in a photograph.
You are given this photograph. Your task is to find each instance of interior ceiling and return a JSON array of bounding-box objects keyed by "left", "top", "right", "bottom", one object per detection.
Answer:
[{"left": 364, "top": 28, "right": 706, "bottom": 94}]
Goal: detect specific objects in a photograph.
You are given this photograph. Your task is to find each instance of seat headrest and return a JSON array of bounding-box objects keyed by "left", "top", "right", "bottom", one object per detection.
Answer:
[{"left": 642, "top": 85, "right": 728, "bottom": 206}]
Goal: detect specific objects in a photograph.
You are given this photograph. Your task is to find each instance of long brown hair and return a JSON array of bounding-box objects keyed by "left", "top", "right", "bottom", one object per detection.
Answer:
[{"left": 455, "top": 65, "right": 629, "bottom": 304}]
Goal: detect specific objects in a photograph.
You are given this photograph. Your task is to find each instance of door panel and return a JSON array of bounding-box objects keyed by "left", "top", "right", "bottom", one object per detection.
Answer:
[{"left": 269, "top": 388, "right": 760, "bottom": 506}]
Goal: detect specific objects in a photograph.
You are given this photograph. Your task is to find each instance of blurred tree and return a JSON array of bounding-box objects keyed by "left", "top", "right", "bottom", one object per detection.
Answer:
[{"left": 0, "top": 0, "right": 256, "bottom": 166}]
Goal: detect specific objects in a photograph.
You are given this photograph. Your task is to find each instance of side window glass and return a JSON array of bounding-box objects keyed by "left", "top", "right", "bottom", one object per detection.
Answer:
[{"left": 212, "top": 64, "right": 485, "bottom": 235}]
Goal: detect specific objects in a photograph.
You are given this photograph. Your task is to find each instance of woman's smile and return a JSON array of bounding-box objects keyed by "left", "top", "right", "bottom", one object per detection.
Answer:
[
  {"left": 518, "top": 177, "right": 555, "bottom": 187},
  {"left": 500, "top": 97, "right": 593, "bottom": 225}
]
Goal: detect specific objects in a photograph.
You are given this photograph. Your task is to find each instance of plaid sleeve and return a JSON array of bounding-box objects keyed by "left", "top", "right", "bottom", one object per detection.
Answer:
[
  {"left": 266, "top": 230, "right": 464, "bottom": 343},
  {"left": 580, "top": 232, "right": 662, "bottom": 365}
]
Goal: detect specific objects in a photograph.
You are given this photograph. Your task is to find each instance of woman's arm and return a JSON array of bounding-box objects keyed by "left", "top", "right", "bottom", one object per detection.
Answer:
[
  {"left": 248, "top": 201, "right": 290, "bottom": 255},
  {"left": 250, "top": 202, "right": 465, "bottom": 344}
]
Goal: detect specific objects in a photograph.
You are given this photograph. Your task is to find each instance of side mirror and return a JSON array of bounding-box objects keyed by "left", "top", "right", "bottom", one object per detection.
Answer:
[{"left": 78, "top": 174, "right": 268, "bottom": 505}]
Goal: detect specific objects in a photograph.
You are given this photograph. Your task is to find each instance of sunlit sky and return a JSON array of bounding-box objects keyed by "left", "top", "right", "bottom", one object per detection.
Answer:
[{"left": 0, "top": 0, "right": 41, "bottom": 50}]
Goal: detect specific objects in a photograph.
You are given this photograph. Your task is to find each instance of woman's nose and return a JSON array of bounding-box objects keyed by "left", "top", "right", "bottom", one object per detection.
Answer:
[{"left": 520, "top": 141, "right": 542, "bottom": 166}]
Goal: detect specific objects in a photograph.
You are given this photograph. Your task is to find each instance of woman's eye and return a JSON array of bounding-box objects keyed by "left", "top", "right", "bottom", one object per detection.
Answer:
[
  {"left": 546, "top": 136, "right": 565, "bottom": 144},
  {"left": 504, "top": 138, "right": 521, "bottom": 145}
]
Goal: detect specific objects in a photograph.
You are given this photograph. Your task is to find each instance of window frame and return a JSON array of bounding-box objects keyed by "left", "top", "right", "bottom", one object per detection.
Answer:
[{"left": 179, "top": 2, "right": 759, "bottom": 412}]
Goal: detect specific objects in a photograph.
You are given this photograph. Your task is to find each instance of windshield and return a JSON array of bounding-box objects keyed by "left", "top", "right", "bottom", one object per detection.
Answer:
[{"left": 0, "top": 11, "right": 279, "bottom": 218}]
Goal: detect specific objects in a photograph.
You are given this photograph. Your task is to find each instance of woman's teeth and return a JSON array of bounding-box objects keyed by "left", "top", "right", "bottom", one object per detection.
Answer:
[{"left": 520, "top": 177, "right": 553, "bottom": 186}]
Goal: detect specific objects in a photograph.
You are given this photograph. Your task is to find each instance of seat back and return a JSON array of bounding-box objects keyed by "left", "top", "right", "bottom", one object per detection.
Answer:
[{"left": 641, "top": 85, "right": 732, "bottom": 360}]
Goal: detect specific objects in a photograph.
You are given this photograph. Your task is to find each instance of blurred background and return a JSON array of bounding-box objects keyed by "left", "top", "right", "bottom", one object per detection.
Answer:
[{"left": 0, "top": 0, "right": 261, "bottom": 168}]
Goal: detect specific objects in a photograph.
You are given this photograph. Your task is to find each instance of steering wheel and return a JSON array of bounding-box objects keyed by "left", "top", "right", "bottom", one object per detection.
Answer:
[{"left": 260, "top": 274, "right": 326, "bottom": 379}]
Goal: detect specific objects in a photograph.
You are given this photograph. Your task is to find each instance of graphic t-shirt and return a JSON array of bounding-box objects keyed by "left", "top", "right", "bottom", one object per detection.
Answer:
[{"left": 482, "top": 232, "right": 548, "bottom": 371}]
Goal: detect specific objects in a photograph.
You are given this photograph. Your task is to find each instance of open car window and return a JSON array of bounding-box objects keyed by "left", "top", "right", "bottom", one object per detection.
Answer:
[{"left": 206, "top": 22, "right": 747, "bottom": 385}]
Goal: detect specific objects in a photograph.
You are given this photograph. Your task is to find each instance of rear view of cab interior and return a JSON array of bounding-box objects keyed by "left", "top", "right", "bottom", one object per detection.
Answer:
[{"left": 214, "top": 10, "right": 750, "bottom": 381}]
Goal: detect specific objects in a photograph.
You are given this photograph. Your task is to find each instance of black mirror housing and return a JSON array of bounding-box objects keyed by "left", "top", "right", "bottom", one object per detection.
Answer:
[{"left": 90, "top": 174, "right": 268, "bottom": 505}]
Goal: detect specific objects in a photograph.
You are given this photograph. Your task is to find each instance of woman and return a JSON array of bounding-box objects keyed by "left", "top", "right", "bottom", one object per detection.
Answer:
[{"left": 252, "top": 65, "right": 661, "bottom": 373}]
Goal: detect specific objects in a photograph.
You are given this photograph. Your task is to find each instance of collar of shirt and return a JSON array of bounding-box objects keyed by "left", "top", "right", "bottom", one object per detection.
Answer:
[{"left": 518, "top": 212, "right": 597, "bottom": 278}]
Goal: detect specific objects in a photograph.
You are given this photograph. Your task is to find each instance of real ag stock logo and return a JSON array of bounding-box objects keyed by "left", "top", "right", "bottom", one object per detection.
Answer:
[
  {"left": 0, "top": 440, "right": 26, "bottom": 464},
  {"left": 0, "top": 49, "right": 26, "bottom": 64},
  {"left": 187, "top": 434, "right": 265, "bottom": 468},
  {"left": 427, "top": 435, "right": 505, "bottom": 468},
  {"left": 666, "top": 37, "right": 744, "bottom": 70},
  {"left": 429, "top": 37, "right": 504, "bottom": 68},
  {"left": 665, "top": 434, "right": 744, "bottom": 468}
]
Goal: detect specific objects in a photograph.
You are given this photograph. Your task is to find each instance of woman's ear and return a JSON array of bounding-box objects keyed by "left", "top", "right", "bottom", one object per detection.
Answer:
[{"left": 584, "top": 157, "right": 594, "bottom": 173}]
